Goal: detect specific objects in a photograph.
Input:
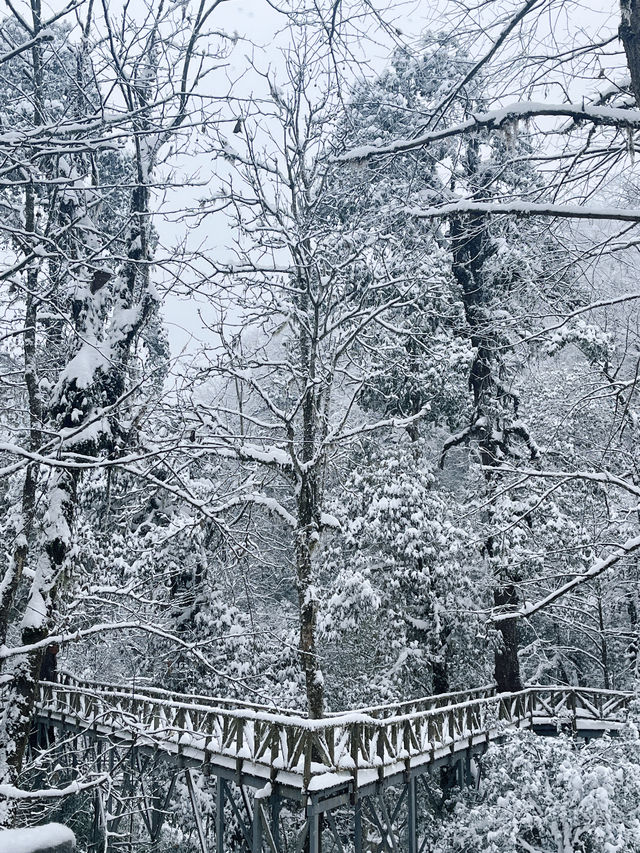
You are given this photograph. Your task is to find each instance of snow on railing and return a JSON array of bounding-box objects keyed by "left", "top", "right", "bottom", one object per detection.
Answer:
[
  {"left": 325, "top": 683, "right": 497, "bottom": 719},
  {"left": 55, "top": 670, "right": 298, "bottom": 715},
  {"left": 31, "top": 679, "right": 633, "bottom": 792}
]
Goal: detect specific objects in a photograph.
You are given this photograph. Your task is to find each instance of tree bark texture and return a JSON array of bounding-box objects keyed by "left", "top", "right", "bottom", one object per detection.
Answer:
[
  {"left": 450, "top": 207, "right": 524, "bottom": 693},
  {"left": 620, "top": 0, "right": 640, "bottom": 106}
]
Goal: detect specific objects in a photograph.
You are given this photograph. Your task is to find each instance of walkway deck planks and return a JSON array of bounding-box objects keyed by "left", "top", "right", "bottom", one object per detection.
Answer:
[{"left": 19, "top": 677, "right": 634, "bottom": 851}]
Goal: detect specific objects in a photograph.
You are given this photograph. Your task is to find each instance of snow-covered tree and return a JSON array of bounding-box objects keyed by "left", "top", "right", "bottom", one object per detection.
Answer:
[
  {"left": 319, "top": 437, "right": 484, "bottom": 705},
  {"left": 330, "top": 33, "right": 557, "bottom": 691},
  {"left": 0, "top": 0, "right": 235, "bottom": 807}
]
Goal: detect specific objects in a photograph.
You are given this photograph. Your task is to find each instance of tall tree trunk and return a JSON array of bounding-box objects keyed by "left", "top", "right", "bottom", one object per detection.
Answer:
[
  {"left": 296, "top": 534, "right": 324, "bottom": 719},
  {"left": 294, "top": 266, "right": 325, "bottom": 718},
  {"left": 450, "top": 209, "right": 524, "bottom": 693},
  {"left": 432, "top": 659, "right": 450, "bottom": 695},
  {"left": 493, "top": 586, "right": 523, "bottom": 693},
  {"left": 620, "top": 0, "right": 640, "bottom": 106},
  {"left": 1, "top": 469, "right": 77, "bottom": 788},
  {"left": 296, "top": 466, "right": 324, "bottom": 718},
  {"left": 0, "top": 0, "right": 46, "bottom": 650},
  {"left": 596, "top": 586, "right": 611, "bottom": 690},
  {"left": 0, "top": 213, "right": 41, "bottom": 651}
]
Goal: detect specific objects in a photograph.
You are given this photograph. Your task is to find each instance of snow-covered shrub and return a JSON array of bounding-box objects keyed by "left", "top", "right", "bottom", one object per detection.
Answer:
[{"left": 434, "top": 721, "right": 640, "bottom": 853}]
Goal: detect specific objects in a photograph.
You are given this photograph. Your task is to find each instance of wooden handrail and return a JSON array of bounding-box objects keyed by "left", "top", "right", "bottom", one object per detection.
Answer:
[{"left": 20, "top": 679, "right": 632, "bottom": 791}]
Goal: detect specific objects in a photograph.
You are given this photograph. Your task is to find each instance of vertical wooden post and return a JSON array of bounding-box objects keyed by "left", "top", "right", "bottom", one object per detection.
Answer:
[
  {"left": 464, "top": 749, "right": 473, "bottom": 786},
  {"left": 303, "top": 730, "right": 313, "bottom": 791},
  {"left": 185, "top": 768, "right": 209, "bottom": 853},
  {"left": 407, "top": 777, "right": 417, "bottom": 853},
  {"left": 308, "top": 805, "right": 320, "bottom": 853},
  {"left": 354, "top": 799, "right": 363, "bottom": 853},
  {"left": 350, "top": 722, "right": 360, "bottom": 797},
  {"left": 106, "top": 746, "right": 115, "bottom": 837},
  {"left": 252, "top": 799, "right": 262, "bottom": 853},
  {"left": 91, "top": 788, "right": 101, "bottom": 851},
  {"left": 215, "top": 779, "right": 224, "bottom": 853},
  {"left": 270, "top": 786, "right": 281, "bottom": 852}
]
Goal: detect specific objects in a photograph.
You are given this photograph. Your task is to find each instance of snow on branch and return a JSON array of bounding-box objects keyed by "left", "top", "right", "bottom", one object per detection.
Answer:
[
  {"left": 337, "top": 101, "right": 640, "bottom": 162},
  {"left": 0, "top": 775, "right": 109, "bottom": 800},
  {"left": 523, "top": 290, "right": 640, "bottom": 342},
  {"left": 0, "top": 620, "right": 268, "bottom": 698},
  {"left": 409, "top": 200, "right": 640, "bottom": 223},
  {"left": 219, "top": 442, "right": 293, "bottom": 470},
  {"left": 0, "top": 442, "right": 167, "bottom": 474},
  {"left": 0, "top": 29, "right": 56, "bottom": 65},
  {"left": 216, "top": 493, "right": 297, "bottom": 528},
  {"left": 0, "top": 621, "right": 176, "bottom": 660},
  {"left": 486, "top": 465, "right": 640, "bottom": 499},
  {"left": 483, "top": 465, "right": 640, "bottom": 618},
  {"left": 322, "top": 405, "right": 431, "bottom": 450},
  {"left": 492, "top": 533, "right": 640, "bottom": 623}
]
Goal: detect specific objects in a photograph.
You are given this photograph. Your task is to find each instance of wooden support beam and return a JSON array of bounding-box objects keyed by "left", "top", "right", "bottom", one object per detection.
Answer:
[
  {"left": 223, "top": 780, "right": 253, "bottom": 850},
  {"left": 418, "top": 833, "right": 431, "bottom": 853},
  {"left": 389, "top": 786, "right": 406, "bottom": 827},
  {"left": 258, "top": 802, "right": 280, "bottom": 853},
  {"left": 354, "top": 800, "right": 363, "bottom": 853},
  {"left": 135, "top": 751, "right": 154, "bottom": 837},
  {"left": 151, "top": 769, "right": 178, "bottom": 843},
  {"left": 294, "top": 820, "right": 309, "bottom": 853},
  {"left": 378, "top": 792, "right": 400, "bottom": 853},
  {"left": 185, "top": 768, "right": 209, "bottom": 853},
  {"left": 308, "top": 811, "right": 320, "bottom": 853},
  {"left": 325, "top": 809, "right": 345, "bottom": 853},
  {"left": 215, "top": 778, "right": 224, "bottom": 853},
  {"left": 407, "top": 777, "right": 417, "bottom": 853},
  {"left": 252, "top": 801, "right": 262, "bottom": 853},
  {"left": 109, "top": 746, "right": 136, "bottom": 835},
  {"left": 270, "top": 786, "right": 280, "bottom": 852},
  {"left": 363, "top": 797, "right": 390, "bottom": 853}
]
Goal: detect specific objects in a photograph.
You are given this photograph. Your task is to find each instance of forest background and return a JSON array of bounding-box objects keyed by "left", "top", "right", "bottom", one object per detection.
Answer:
[{"left": 2, "top": 0, "right": 640, "bottom": 849}]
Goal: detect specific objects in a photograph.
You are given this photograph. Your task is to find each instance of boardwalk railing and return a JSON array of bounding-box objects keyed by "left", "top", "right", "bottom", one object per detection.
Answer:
[
  {"left": 31, "top": 678, "right": 633, "bottom": 793},
  {"left": 53, "top": 672, "right": 497, "bottom": 719}
]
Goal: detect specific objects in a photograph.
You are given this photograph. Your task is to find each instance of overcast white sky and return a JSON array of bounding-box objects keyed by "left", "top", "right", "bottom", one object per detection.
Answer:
[
  {"left": 10, "top": 0, "right": 622, "bottom": 361},
  {"left": 150, "top": 0, "right": 621, "bottom": 362},
  {"left": 153, "top": 2, "right": 420, "bottom": 360}
]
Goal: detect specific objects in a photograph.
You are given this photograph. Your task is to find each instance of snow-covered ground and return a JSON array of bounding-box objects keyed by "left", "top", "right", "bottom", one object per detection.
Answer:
[{"left": 0, "top": 823, "right": 75, "bottom": 853}]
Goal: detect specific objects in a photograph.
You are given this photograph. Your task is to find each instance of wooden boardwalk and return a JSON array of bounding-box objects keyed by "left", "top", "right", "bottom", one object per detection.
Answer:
[
  {"left": 34, "top": 675, "right": 631, "bottom": 823},
  {"left": 19, "top": 676, "right": 632, "bottom": 850}
]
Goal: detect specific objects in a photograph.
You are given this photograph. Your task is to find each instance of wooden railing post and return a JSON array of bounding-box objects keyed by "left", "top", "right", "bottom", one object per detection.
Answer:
[
  {"left": 376, "top": 723, "right": 385, "bottom": 781},
  {"left": 303, "top": 729, "right": 313, "bottom": 792},
  {"left": 403, "top": 719, "right": 411, "bottom": 774},
  {"left": 270, "top": 724, "right": 280, "bottom": 781},
  {"left": 427, "top": 712, "right": 436, "bottom": 762},
  {"left": 235, "top": 719, "right": 243, "bottom": 783},
  {"left": 350, "top": 722, "right": 360, "bottom": 798}
]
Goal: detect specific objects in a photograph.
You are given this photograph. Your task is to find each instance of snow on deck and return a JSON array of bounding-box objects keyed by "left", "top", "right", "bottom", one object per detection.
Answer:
[{"left": 29, "top": 677, "right": 632, "bottom": 794}]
